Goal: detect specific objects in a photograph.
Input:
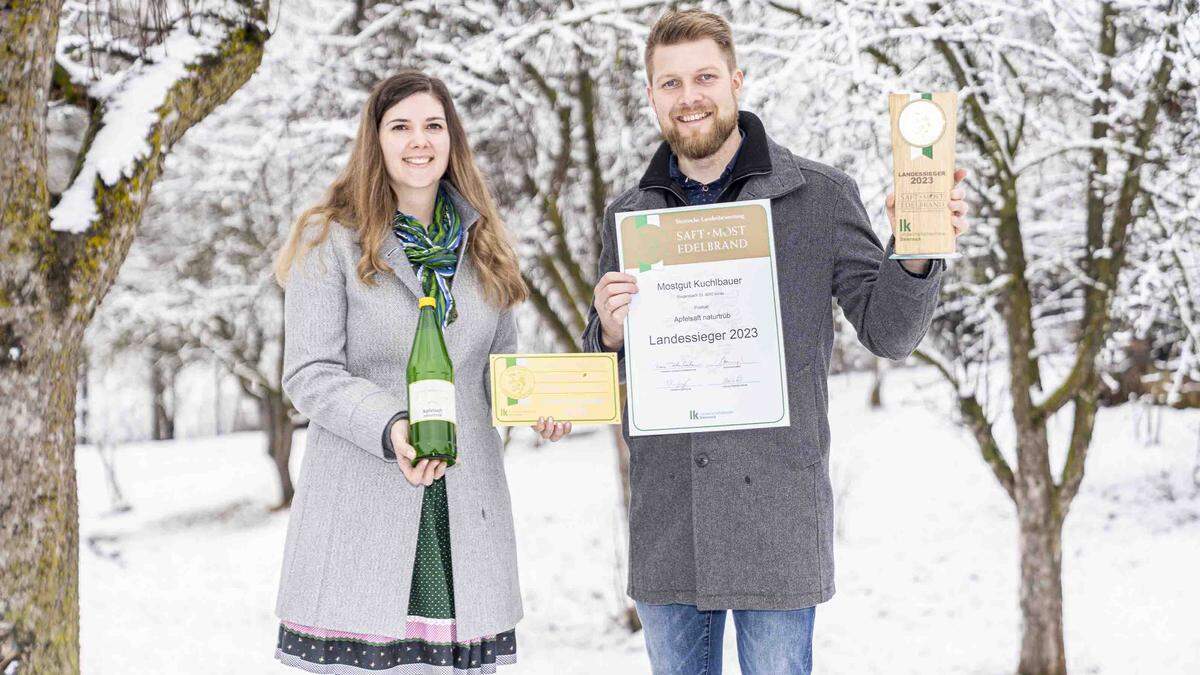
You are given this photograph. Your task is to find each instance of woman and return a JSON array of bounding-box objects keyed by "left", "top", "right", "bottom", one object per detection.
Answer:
[{"left": 272, "top": 70, "right": 570, "bottom": 674}]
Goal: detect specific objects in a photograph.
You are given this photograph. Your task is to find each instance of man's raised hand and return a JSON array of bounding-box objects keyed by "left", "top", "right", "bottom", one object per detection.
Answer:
[{"left": 593, "top": 271, "right": 639, "bottom": 350}]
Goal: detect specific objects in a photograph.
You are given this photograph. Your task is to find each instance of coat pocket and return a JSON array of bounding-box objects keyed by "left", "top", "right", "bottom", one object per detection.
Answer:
[
  {"left": 784, "top": 362, "right": 825, "bottom": 468},
  {"left": 696, "top": 441, "right": 823, "bottom": 596}
]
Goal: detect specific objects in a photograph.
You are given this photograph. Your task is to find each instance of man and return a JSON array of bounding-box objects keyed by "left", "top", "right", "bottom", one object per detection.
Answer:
[{"left": 582, "top": 9, "right": 970, "bottom": 674}]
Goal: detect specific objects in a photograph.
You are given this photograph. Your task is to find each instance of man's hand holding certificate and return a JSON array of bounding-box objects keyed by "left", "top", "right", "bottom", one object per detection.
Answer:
[{"left": 600, "top": 200, "right": 790, "bottom": 436}]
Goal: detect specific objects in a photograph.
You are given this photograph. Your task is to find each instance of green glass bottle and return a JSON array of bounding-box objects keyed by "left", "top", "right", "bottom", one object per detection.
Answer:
[{"left": 406, "top": 296, "right": 457, "bottom": 467}]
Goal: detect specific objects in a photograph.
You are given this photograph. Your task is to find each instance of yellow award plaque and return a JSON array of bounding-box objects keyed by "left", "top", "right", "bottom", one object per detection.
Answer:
[
  {"left": 889, "top": 91, "right": 959, "bottom": 259},
  {"left": 489, "top": 353, "right": 621, "bottom": 426}
]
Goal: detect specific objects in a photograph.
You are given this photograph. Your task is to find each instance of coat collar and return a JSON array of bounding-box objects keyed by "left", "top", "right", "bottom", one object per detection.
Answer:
[
  {"left": 439, "top": 179, "right": 482, "bottom": 231},
  {"left": 378, "top": 179, "right": 478, "bottom": 301},
  {"left": 638, "top": 110, "right": 805, "bottom": 203},
  {"left": 741, "top": 134, "right": 807, "bottom": 201}
]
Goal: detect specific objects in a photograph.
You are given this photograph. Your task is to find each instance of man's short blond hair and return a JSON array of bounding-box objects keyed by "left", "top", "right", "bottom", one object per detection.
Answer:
[{"left": 644, "top": 9, "right": 738, "bottom": 82}]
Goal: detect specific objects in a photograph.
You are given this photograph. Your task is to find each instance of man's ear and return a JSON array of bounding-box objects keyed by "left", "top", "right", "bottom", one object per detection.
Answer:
[
  {"left": 731, "top": 68, "right": 744, "bottom": 94},
  {"left": 645, "top": 83, "right": 656, "bottom": 113}
]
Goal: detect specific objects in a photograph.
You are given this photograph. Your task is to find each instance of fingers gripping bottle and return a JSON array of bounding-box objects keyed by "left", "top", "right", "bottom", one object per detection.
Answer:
[{"left": 406, "top": 296, "right": 457, "bottom": 467}]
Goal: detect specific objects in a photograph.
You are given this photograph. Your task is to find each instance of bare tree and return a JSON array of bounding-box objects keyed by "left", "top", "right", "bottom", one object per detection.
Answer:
[
  {"left": 148, "top": 339, "right": 182, "bottom": 441},
  {"left": 99, "top": 127, "right": 310, "bottom": 508},
  {"left": 737, "top": 2, "right": 1196, "bottom": 673},
  {"left": 0, "top": 1, "right": 270, "bottom": 671},
  {"left": 916, "top": 6, "right": 1187, "bottom": 671},
  {"left": 737, "top": 1, "right": 1198, "bottom": 671}
]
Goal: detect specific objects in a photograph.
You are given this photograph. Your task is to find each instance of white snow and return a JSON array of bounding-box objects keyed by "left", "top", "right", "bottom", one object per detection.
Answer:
[
  {"left": 50, "top": 23, "right": 225, "bottom": 233},
  {"left": 77, "top": 366, "right": 1200, "bottom": 674}
]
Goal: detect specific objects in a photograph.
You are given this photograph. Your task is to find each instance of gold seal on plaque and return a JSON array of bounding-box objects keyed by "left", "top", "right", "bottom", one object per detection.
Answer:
[{"left": 499, "top": 365, "right": 536, "bottom": 399}]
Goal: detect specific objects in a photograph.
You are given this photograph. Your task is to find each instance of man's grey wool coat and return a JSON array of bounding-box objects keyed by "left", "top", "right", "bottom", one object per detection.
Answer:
[
  {"left": 275, "top": 182, "right": 522, "bottom": 641},
  {"left": 583, "top": 128, "right": 945, "bottom": 611}
]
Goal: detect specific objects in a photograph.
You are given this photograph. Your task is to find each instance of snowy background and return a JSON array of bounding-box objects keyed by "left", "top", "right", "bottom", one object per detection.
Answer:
[
  {"left": 78, "top": 367, "right": 1200, "bottom": 674},
  {"left": 51, "top": 0, "right": 1200, "bottom": 673}
]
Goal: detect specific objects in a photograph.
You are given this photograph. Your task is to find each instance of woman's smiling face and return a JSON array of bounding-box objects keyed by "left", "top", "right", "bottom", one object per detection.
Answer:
[{"left": 378, "top": 92, "right": 452, "bottom": 194}]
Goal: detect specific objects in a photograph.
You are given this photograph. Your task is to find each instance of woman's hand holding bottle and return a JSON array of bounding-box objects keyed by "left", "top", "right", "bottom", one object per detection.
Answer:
[
  {"left": 390, "top": 419, "right": 448, "bottom": 486},
  {"left": 392, "top": 415, "right": 570, "bottom": 487}
]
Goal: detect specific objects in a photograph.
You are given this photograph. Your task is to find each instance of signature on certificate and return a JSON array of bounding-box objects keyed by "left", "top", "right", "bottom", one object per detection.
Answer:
[
  {"left": 654, "top": 354, "right": 759, "bottom": 371},
  {"left": 662, "top": 376, "right": 693, "bottom": 391}
]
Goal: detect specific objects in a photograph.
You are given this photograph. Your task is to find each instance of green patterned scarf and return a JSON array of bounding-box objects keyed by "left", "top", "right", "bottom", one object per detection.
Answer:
[{"left": 391, "top": 187, "right": 464, "bottom": 326}]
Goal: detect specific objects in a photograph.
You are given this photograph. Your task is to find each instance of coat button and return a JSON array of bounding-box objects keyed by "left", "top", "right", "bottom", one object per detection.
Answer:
[{"left": 695, "top": 454, "right": 709, "bottom": 467}]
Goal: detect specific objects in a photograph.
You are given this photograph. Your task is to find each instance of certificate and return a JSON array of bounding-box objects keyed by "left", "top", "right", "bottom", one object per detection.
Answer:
[
  {"left": 489, "top": 353, "right": 621, "bottom": 426},
  {"left": 616, "top": 199, "right": 790, "bottom": 436}
]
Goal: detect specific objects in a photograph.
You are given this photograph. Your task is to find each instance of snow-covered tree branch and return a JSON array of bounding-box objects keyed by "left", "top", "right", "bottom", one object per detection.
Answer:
[{"left": 0, "top": 1, "right": 271, "bottom": 671}]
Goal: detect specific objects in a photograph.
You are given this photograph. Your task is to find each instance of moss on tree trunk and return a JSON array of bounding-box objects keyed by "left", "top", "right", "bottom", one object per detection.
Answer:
[{"left": 0, "top": 5, "right": 270, "bottom": 673}]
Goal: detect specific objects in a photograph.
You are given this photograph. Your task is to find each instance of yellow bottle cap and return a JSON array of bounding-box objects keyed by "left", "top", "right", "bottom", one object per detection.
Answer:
[{"left": 418, "top": 296, "right": 437, "bottom": 308}]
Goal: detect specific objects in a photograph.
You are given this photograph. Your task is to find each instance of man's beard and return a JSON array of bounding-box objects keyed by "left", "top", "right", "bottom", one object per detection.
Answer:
[{"left": 662, "top": 104, "right": 739, "bottom": 160}]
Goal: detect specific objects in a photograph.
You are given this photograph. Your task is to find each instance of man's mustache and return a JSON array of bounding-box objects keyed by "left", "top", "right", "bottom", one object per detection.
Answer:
[{"left": 670, "top": 104, "right": 716, "bottom": 118}]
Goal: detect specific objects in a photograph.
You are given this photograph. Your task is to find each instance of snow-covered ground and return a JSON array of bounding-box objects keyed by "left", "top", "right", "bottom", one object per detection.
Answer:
[{"left": 78, "top": 367, "right": 1200, "bottom": 674}]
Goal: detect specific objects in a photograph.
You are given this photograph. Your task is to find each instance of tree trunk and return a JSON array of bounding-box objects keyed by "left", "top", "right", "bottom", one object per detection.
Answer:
[
  {"left": 0, "top": 341, "right": 83, "bottom": 675},
  {"left": 150, "top": 354, "right": 175, "bottom": 441},
  {"left": 214, "top": 361, "right": 224, "bottom": 435},
  {"left": 611, "top": 388, "right": 640, "bottom": 632},
  {"left": 868, "top": 357, "right": 884, "bottom": 409},
  {"left": 0, "top": 1, "right": 80, "bottom": 672},
  {"left": 1015, "top": 439, "right": 1067, "bottom": 675},
  {"left": 1017, "top": 515, "right": 1066, "bottom": 674},
  {"left": 0, "top": 3, "right": 268, "bottom": 670},
  {"left": 261, "top": 391, "right": 295, "bottom": 510},
  {"left": 612, "top": 424, "right": 632, "bottom": 516},
  {"left": 97, "top": 441, "right": 131, "bottom": 514}
]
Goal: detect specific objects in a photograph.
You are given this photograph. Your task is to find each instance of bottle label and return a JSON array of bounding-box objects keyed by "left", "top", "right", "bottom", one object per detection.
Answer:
[{"left": 409, "top": 379, "right": 456, "bottom": 424}]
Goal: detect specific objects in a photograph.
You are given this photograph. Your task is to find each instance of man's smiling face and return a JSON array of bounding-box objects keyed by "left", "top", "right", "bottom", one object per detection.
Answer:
[{"left": 647, "top": 39, "right": 743, "bottom": 160}]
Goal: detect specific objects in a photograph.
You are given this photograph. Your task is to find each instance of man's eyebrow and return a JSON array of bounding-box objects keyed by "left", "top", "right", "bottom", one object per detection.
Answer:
[{"left": 656, "top": 66, "right": 721, "bottom": 82}]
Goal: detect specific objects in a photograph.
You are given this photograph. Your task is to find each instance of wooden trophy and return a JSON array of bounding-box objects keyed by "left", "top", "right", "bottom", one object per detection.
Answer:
[{"left": 888, "top": 91, "right": 959, "bottom": 259}]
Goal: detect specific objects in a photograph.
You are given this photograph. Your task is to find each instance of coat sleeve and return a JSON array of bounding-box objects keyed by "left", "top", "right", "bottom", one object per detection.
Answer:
[
  {"left": 282, "top": 229, "right": 406, "bottom": 463},
  {"left": 831, "top": 177, "right": 944, "bottom": 361},
  {"left": 483, "top": 306, "right": 519, "bottom": 411},
  {"left": 581, "top": 203, "right": 626, "bottom": 381}
]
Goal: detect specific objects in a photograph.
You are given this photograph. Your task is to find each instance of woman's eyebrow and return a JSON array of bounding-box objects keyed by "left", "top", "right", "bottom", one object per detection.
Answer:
[{"left": 385, "top": 116, "right": 446, "bottom": 124}]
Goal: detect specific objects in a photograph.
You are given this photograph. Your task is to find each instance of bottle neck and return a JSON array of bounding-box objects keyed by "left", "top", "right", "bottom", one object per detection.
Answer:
[{"left": 417, "top": 304, "right": 440, "bottom": 328}]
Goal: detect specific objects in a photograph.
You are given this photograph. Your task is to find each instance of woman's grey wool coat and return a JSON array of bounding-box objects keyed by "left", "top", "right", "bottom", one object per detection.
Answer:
[{"left": 274, "top": 181, "right": 522, "bottom": 642}]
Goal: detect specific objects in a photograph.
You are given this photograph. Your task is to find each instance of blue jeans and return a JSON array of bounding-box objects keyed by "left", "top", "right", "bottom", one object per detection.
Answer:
[{"left": 636, "top": 602, "right": 816, "bottom": 674}]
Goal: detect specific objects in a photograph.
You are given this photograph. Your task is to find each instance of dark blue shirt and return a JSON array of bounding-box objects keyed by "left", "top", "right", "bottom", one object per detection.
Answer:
[{"left": 668, "top": 130, "right": 745, "bottom": 205}]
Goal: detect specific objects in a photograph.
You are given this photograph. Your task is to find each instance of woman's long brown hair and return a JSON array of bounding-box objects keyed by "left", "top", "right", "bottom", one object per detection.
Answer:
[{"left": 274, "top": 70, "right": 527, "bottom": 308}]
